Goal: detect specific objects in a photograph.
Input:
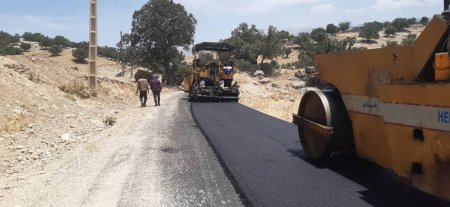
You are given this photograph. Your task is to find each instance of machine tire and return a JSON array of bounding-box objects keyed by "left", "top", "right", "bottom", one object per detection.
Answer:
[{"left": 297, "top": 89, "right": 353, "bottom": 161}]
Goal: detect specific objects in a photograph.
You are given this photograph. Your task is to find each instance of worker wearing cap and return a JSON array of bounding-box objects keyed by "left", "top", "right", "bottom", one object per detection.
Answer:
[{"left": 150, "top": 74, "right": 162, "bottom": 106}]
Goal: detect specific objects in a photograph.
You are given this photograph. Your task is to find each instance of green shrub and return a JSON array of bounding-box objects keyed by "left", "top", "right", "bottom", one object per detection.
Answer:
[
  {"left": 0, "top": 46, "right": 23, "bottom": 56},
  {"left": 72, "top": 48, "right": 88, "bottom": 63},
  {"left": 103, "top": 116, "right": 117, "bottom": 126},
  {"left": 270, "top": 60, "right": 279, "bottom": 69},
  {"left": 259, "top": 63, "right": 274, "bottom": 76},
  {"left": 235, "top": 59, "right": 258, "bottom": 73},
  {"left": 49, "top": 45, "right": 63, "bottom": 56},
  {"left": 401, "top": 34, "right": 417, "bottom": 46},
  {"left": 383, "top": 40, "right": 399, "bottom": 48},
  {"left": 20, "top": 43, "right": 31, "bottom": 51}
]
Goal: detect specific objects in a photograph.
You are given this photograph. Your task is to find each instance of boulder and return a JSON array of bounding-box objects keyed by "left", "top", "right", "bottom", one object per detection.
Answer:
[
  {"left": 288, "top": 76, "right": 298, "bottom": 81},
  {"left": 273, "top": 69, "right": 282, "bottom": 76},
  {"left": 289, "top": 97, "right": 296, "bottom": 102},
  {"left": 254, "top": 70, "right": 265, "bottom": 77},
  {"left": 259, "top": 78, "right": 271, "bottom": 84},
  {"left": 295, "top": 69, "right": 306, "bottom": 78},
  {"left": 292, "top": 81, "right": 306, "bottom": 89},
  {"left": 305, "top": 66, "right": 315, "bottom": 74},
  {"left": 271, "top": 83, "right": 281, "bottom": 88},
  {"left": 60, "top": 133, "right": 72, "bottom": 142}
]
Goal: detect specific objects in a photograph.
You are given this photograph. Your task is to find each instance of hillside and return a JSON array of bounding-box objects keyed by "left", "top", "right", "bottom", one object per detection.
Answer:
[
  {"left": 230, "top": 25, "right": 426, "bottom": 122},
  {"left": 0, "top": 48, "right": 137, "bottom": 176}
]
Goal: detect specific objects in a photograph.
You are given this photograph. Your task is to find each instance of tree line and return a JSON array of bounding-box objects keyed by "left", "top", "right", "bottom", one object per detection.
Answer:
[
  {"left": 0, "top": 31, "right": 119, "bottom": 62},
  {"left": 0, "top": 0, "right": 433, "bottom": 83}
]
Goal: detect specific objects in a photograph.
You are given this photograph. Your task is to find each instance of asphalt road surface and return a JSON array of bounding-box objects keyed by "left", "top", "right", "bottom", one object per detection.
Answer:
[{"left": 191, "top": 102, "right": 450, "bottom": 207}]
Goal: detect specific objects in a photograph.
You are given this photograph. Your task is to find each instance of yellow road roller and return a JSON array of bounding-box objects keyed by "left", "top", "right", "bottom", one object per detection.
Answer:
[{"left": 293, "top": 2, "right": 450, "bottom": 201}]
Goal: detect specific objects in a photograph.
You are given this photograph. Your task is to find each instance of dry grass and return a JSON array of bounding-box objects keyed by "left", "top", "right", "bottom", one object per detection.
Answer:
[
  {"left": 28, "top": 71, "right": 41, "bottom": 83},
  {"left": 103, "top": 116, "right": 117, "bottom": 126},
  {"left": 59, "top": 79, "right": 92, "bottom": 99},
  {"left": 0, "top": 112, "right": 32, "bottom": 133}
]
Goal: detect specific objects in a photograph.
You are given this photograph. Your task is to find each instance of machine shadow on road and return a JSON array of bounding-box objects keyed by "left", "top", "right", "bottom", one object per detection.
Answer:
[{"left": 287, "top": 148, "right": 449, "bottom": 207}]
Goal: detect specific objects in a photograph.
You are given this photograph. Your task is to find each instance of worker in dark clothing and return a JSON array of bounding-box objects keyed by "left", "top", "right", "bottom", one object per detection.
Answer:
[
  {"left": 136, "top": 78, "right": 149, "bottom": 107},
  {"left": 150, "top": 74, "right": 162, "bottom": 106}
]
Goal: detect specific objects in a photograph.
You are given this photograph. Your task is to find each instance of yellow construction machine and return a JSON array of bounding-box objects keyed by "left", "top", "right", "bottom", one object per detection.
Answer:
[
  {"left": 293, "top": 1, "right": 450, "bottom": 201},
  {"left": 183, "top": 42, "right": 239, "bottom": 101}
]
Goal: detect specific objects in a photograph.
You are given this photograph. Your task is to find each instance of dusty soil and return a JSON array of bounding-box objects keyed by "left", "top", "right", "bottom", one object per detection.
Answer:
[
  {"left": 235, "top": 69, "right": 306, "bottom": 122},
  {"left": 0, "top": 48, "right": 150, "bottom": 180}
]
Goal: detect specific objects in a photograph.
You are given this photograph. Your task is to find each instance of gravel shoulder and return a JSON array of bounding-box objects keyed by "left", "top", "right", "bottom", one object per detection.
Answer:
[{"left": 0, "top": 91, "right": 242, "bottom": 207}]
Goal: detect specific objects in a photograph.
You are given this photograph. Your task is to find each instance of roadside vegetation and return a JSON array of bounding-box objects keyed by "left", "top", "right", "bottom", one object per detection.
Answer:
[{"left": 0, "top": 0, "right": 431, "bottom": 82}]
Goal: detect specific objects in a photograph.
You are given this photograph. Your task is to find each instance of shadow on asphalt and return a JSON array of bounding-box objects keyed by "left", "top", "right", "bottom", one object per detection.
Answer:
[{"left": 287, "top": 149, "right": 449, "bottom": 207}]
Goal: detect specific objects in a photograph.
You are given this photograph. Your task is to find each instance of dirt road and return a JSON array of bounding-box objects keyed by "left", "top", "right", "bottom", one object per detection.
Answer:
[{"left": 0, "top": 92, "right": 242, "bottom": 207}]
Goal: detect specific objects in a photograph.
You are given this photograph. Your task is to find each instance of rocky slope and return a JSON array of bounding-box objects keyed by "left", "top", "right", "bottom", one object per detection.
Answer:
[{"left": 0, "top": 49, "right": 136, "bottom": 178}]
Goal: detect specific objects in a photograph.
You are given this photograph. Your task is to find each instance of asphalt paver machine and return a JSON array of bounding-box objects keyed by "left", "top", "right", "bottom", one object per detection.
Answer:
[{"left": 184, "top": 42, "right": 239, "bottom": 102}]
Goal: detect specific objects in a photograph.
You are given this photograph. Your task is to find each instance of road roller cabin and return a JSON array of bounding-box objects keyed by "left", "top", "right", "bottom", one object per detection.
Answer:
[{"left": 293, "top": 1, "right": 450, "bottom": 201}]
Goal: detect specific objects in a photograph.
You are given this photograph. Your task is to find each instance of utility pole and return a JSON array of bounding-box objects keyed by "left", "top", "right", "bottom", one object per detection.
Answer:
[
  {"left": 88, "top": 0, "right": 97, "bottom": 89},
  {"left": 119, "top": 31, "right": 126, "bottom": 77}
]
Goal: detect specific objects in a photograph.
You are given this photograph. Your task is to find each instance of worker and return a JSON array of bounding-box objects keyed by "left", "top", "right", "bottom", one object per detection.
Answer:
[
  {"left": 150, "top": 74, "right": 162, "bottom": 106},
  {"left": 136, "top": 77, "right": 149, "bottom": 107}
]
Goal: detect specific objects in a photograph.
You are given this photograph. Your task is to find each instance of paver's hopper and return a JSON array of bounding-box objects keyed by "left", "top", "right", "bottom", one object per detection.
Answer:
[
  {"left": 184, "top": 42, "right": 239, "bottom": 101},
  {"left": 293, "top": 1, "right": 450, "bottom": 201}
]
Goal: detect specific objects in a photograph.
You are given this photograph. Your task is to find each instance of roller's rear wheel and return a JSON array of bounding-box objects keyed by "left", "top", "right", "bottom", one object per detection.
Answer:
[
  {"left": 297, "top": 90, "right": 353, "bottom": 161},
  {"left": 298, "top": 90, "right": 335, "bottom": 161}
]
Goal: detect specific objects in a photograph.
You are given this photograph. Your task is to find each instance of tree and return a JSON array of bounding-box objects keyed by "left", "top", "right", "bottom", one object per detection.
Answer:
[
  {"left": 98, "top": 46, "right": 119, "bottom": 60},
  {"left": 326, "top": 24, "right": 338, "bottom": 35},
  {"left": 20, "top": 43, "right": 31, "bottom": 51},
  {"left": 22, "top": 32, "right": 46, "bottom": 42},
  {"left": 0, "top": 47, "right": 22, "bottom": 56},
  {"left": 283, "top": 47, "right": 292, "bottom": 58},
  {"left": 224, "top": 22, "right": 264, "bottom": 65},
  {"left": 123, "top": 0, "right": 197, "bottom": 84},
  {"left": 53, "top": 35, "right": 71, "bottom": 47},
  {"left": 294, "top": 32, "right": 313, "bottom": 49},
  {"left": 392, "top": 18, "right": 410, "bottom": 32},
  {"left": 278, "top": 30, "right": 291, "bottom": 41},
  {"left": 49, "top": 45, "right": 63, "bottom": 56},
  {"left": 260, "top": 25, "right": 283, "bottom": 64},
  {"left": 420, "top": 16, "right": 429, "bottom": 25},
  {"left": 0, "top": 31, "right": 20, "bottom": 47},
  {"left": 384, "top": 26, "right": 396, "bottom": 37},
  {"left": 198, "top": 52, "right": 214, "bottom": 65},
  {"left": 72, "top": 43, "right": 88, "bottom": 63},
  {"left": 408, "top": 17, "right": 417, "bottom": 25},
  {"left": 310, "top": 27, "right": 327, "bottom": 43},
  {"left": 359, "top": 22, "right": 381, "bottom": 42},
  {"left": 338, "top": 21, "right": 350, "bottom": 32},
  {"left": 401, "top": 34, "right": 417, "bottom": 46},
  {"left": 39, "top": 37, "right": 53, "bottom": 48},
  {"left": 382, "top": 40, "right": 399, "bottom": 48}
]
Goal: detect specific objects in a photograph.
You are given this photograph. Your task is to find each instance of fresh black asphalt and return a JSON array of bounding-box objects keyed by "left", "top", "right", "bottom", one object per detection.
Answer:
[{"left": 191, "top": 102, "right": 450, "bottom": 207}]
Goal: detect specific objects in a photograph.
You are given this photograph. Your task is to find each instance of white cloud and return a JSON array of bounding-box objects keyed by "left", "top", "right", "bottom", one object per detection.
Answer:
[
  {"left": 175, "top": 0, "right": 328, "bottom": 14},
  {"left": 310, "top": 4, "right": 335, "bottom": 14},
  {"left": 345, "top": 8, "right": 366, "bottom": 13},
  {"left": 372, "top": 0, "right": 440, "bottom": 11}
]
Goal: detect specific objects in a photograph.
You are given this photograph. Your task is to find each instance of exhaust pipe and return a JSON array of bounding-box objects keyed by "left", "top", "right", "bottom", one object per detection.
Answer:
[{"left": 444, "top": 0, "right": 450, "bottom": 19}]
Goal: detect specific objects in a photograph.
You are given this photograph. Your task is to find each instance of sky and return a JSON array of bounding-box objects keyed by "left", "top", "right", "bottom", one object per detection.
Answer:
[{"left": 0, "top": 0, "right": 444, "bottom": 48}]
